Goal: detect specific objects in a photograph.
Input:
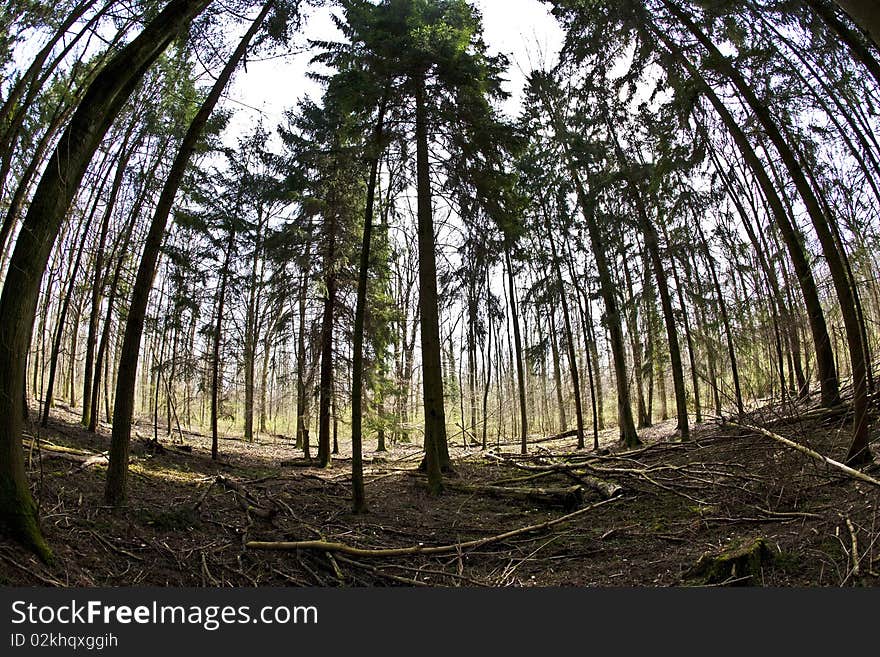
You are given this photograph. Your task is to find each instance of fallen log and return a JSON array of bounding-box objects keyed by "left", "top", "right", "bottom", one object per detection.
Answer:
[
  {"left": 730, "top": 421, "right": 880, "bottom": 488},
  {"left": 32, "top": 444, "right": 108, "bottom": 468},
  {"left": 443, "top": 481, "right": 585, "bottom": 509},
  {"left": 29, "top": 441, "right": 92, "bottom": 457},
  {"left": 247, "top": 495, "right": 625, "bottom": 556},
  {"left": 484, "top": 453, "right": 623, "bottom": 498},
  {"left": 575, "top": 475, "right": 623, "bottom": 499},
  {"left": 544, "top": 428, "right": 580, "bottom": 442}
]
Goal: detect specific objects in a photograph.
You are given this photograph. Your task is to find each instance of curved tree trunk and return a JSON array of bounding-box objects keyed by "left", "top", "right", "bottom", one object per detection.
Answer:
[
  {"left": 655, "top": 26, "right": 841, "bottom": 408},
  {"left": 105, "top": 0, "right": 272, "bottom": 504},
  {"left": 0, "top": 0, "right": 213, "bottom": 560},
  {"left": 831, "top": 0, "right": 880, "bottom": 49},
  {"left": 663, "top": 0, "right": 870, "bottom": 462}
]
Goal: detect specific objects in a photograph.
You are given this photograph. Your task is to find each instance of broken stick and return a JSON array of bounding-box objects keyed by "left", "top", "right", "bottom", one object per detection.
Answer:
[
  {"left": 730, "top": 422, "right": 880, "bottom": 488},
  {"left": 246, "top": 495, "right": 625, "bottom": 557}
]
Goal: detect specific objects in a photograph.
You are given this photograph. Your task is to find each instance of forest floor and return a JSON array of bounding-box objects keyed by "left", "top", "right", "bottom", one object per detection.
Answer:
[{"left": 2, "top": 398, "right": 880, "bottom": 587}]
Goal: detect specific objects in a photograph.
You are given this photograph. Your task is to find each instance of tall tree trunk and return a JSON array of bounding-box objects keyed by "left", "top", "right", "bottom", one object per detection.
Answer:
[
  {"left": 243, "top": 205, "right": 266, "bottom": 441},
  {"left": 317, "top": 210, "right": 337, "bottom": 469},
  {"left": 89, "top": 141, "right": 169, "bottom": 433},
  {"left": 0, "top": 0, "right": 213, "bottom": 558},
  {"left": 481, "top": 268, "right": 493, "bottom": 450},
  {"left": 607, "top": 122, "right": 690, "bottom": 438},
  {"left": 548, "top": 307, "right": 567, "bottom": 432},
  {"left": 543, "top": 205, "right": 586, "bottom": 448},
  {"left": 41, "top": 208, "right": 98, "bottom": 426},
  {"left": 295, "top": 256, "right": 312, "bottom": 458},
  {"left": 657, "top": 28, "right": 840, "bottom": 407},
  {"left": 664, "top": 224, "right": 702, "bottom": 423},
  {"left": 351, "top": 88, "right": 388, "bottom": 512},
  {"left": 105, "top": 1, "right": 271, "bottom": 503},
  {"left": 504, "top": 245, "right": 529, "bottom": 454},
  {"left": 210, "top": 229, "right": 236, "bottom": 460},
  {"left": 695, "top": 221, "right": 744, "bottom": 417},
  {"left": 663, "top": 0, "right": 869, "bottom": 462},
  {"left": 536, "top": 82, "right": 639, "bottom": 446},
  {"left": 413, "top": 73, "right": 447, "bottom": 493},
  {"left": 40, "top": 148, "right": 122, "bottom": 426},
  {"left": 621, "top": 244, "right": 650, "bottom": 428},
  {"left": 79, "top": 127, "right": 139, "bottom": 425},
  {"left": 570, "top": 179, "right": 639, "bottom": 447}
]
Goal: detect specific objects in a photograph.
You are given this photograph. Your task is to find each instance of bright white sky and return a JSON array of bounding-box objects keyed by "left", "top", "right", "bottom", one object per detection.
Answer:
[{"left": 224, "top": 0, "right": 565, "bottom": 137}]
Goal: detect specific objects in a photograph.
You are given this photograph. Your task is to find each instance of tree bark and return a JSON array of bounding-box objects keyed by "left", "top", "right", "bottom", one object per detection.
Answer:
[
  {"left": 210, "top": 229, "right": 236, "bottom": 461},
  {"left": 543, "top": 204, "right": 586, "bottom": 449},
  {"left": 831, "top": 0, "right": 880, "bottom": 49},
  {"left": 663, "top": 0, "right": 869, "bottom": 461},
  {"left": 655, "top": 26, "right": 841, "bottom": 408}
]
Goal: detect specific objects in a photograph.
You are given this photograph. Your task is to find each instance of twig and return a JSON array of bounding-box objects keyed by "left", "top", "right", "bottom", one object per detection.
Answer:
[
  {"left": 845, "top": 516, "right": 860, "bottom": 580},
  {"left": 333, "top": 554, "right": 432, "bottom": 586},
  {"left": 0, "top": 550, "right": 66, "bottom": 586},
  {"left": 192, "top": 477, "right": 219, "bottom": 512},
  {"left": 87, "top": 530, "right": 144, "bottom": 562},
  {"left": 201, "top": 551, "right": 219, "bottom": 587}
]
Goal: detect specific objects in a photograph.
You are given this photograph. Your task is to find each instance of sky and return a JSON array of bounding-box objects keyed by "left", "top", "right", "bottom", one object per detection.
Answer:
[{"left": 223, "top": 0, "right": 566, "bottom": 138}]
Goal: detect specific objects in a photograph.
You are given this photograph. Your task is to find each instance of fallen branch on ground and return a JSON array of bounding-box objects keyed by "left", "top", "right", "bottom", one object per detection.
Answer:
[
  {"left": 217, "top": 476, "right": 274, "bottom": 519},
  {"left": 844, "top": 515, "right": 860, "bottom": 579},
  {"left": 441, "top": 481, "right": 585, "bottom": 509},
  {"left": 32, "top": 443, "right": 108, "bottom": 469},
  {"left": 484, "top": 453, "right": 622, "bottom": 498},
  {"left": 246, "top": 495, "right": 625, "bottom": 557},
  {"left": 729, "top": 422, "right": 880, "bottom": 488}
]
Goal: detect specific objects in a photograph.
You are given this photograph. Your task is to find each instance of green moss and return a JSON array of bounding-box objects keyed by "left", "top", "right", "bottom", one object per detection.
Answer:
[
  {"left": 688, "top": 537, "right": 773, "bottom": 585},
  {"left": 687, "top": 504, "right": 720, "bottom": 516},
  {"left": 0, "top": 481, "right": 54, "bottom": 565}
]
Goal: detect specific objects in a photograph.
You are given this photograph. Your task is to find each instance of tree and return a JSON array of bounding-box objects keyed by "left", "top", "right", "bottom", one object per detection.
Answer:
[
  {"left": 334, "top": 0, "right": 512, "bottom": 490},
  {"left": 105, "top": 0, "right": 280, "bottom": 504},
  {"left": 0, "top": 0, "right": 214, "bottom": 559}
]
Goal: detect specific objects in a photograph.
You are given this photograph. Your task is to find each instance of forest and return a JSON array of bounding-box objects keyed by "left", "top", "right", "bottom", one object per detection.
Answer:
[{"left": 0, "top": 0, "right": 879, "bottom": 588}]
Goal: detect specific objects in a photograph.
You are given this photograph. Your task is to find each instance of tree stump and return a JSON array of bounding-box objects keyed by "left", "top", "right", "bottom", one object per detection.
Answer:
[{"left": 687, "top": 537, "right": 773, "bottom": 585}]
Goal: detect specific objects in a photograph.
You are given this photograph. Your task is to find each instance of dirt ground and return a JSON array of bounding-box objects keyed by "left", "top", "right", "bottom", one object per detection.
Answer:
[{"left": 2, "top": 399, "right": 879, "bottom": 587}]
